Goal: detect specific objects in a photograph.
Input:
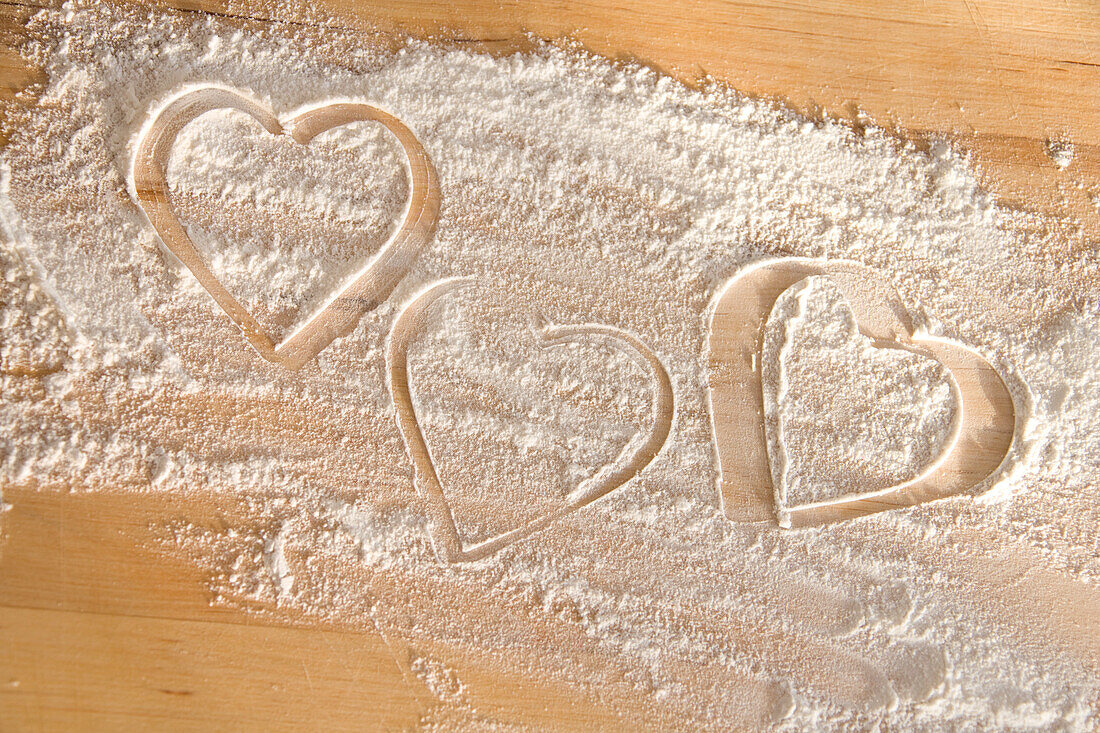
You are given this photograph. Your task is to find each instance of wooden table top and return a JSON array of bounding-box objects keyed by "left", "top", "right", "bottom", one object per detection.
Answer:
[{"left": 0, "top": 1, "right": 1096, "bottom": 730}]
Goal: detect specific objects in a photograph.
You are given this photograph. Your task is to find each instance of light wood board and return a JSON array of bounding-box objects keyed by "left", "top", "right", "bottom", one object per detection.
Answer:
[{"left": 0, "top": 1, "right": 1097, "bottom": 729}]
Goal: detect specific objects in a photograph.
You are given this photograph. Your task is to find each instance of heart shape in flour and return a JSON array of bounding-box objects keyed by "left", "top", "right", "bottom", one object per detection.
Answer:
[
  {"left": 706, "top": 258, "right": 1016, "bottom": 528},
  {"left": 763, "top": 277, "right": 959, "bottom": 510},
  {"left": 387, "top": 279, "right": 674, "bottom": 562},
  {"left": 130, "top": 86, "right": 440, "bottom": 370}
]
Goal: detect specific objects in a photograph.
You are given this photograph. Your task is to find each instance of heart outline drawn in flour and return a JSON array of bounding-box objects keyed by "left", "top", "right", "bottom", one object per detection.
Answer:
[
  {"left": 386, "top": 278, "right": 675, "bottom": 562},
  {"left": 129, "top": 85, "right": 440, "bottom": 370},
  {"left": 706, "top": 257, "right": 1017, "bottom": 528}
]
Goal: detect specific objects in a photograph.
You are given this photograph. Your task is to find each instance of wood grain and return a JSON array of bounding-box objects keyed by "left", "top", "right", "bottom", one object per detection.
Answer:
[{"left": 0, "top": 1, "right": 1097, "bottom": 729}]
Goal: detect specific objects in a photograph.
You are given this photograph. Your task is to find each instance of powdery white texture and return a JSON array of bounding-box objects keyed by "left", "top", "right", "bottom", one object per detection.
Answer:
[
  {"left": 0, "top": 220, "right": 70, "bottom": 378},
  {"left": 763, "top": 276, "right": 956, "bottom": 508},
  {"left": 1, "top": 2, "right": 1099, "bottom": 730},
  {"left": 407, "top": 293, "right": 652, "bottom": 542},
  {"left": 167, "top": 109, "right": 409, "bottom": 335}
]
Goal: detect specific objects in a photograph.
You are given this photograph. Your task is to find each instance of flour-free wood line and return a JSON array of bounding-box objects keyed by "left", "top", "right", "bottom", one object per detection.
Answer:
[
  {"left": 0, "top": 601, "right": 646, "bottom": 732},
  {"left": 0, "top": 485, "right": 261, "bottom": 620}
]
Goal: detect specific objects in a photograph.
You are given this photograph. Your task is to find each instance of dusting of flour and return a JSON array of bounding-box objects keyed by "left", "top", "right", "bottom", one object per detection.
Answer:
[
  {"left": 763, "top": 276, "right": 957, "bottom": 509},
  {"left": 166, "top": 109, "right": 410, "bottom": 336},
  {"left": 2, "top": 2, "right": 1099, "bottom": 730}
]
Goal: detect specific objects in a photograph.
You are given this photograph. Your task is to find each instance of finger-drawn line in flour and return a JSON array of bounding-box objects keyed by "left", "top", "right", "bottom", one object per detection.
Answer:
[
  {"left": 706, "top": 257, "right": 1017, "bottom": 528},
  {"left": 387, "top": 278, "right": 675, "bottom": 563},
  {"left": 129, "top": 85, "right": 440, "bottom": 370}
]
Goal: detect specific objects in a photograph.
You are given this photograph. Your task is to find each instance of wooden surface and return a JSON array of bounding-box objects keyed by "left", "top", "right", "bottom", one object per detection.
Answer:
[{"left": 0, "top": 1, "right": 1097, "bottom": 730}]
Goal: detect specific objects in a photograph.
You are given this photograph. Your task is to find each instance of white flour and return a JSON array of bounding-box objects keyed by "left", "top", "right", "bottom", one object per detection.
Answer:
[
  {"left": 2, "top": 2, "right": 1099, "bottom": 730},
  {"left": 167, "top": 108, "right": 410, "bottom": 336},
  {"left": 762, "top": 276, "right": 957, "bottom": 508}
]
